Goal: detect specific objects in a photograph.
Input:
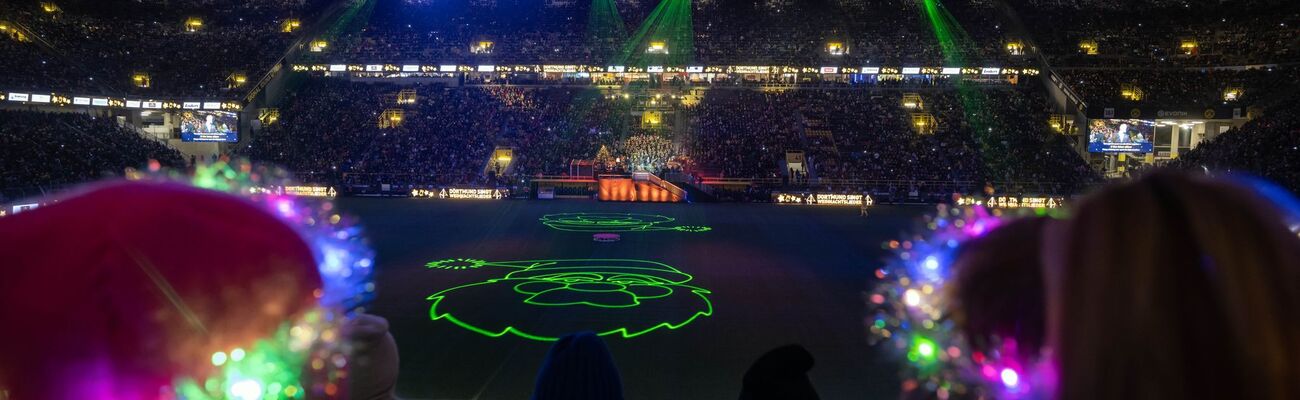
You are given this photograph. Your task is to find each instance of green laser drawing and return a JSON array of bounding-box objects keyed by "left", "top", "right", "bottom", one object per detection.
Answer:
[
  {"left": 539, "top": 212, "right": 711, "bottom": 233},
  {"left": 427, "top": 259, "right": 713, "bottom": 341}
]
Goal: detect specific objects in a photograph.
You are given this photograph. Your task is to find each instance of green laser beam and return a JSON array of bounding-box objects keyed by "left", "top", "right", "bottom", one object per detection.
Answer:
[
  {"left": 918, "top": 0, "right": 1001, "bottom": 180},
  {"left": 614, "top": 0, "right": 694, "bottom": 67},
  {"left": 426, "top": 258, "right": 713, "bottom": 341},
  {"left": 539, "top": 212, "right": 711, "bottom": 233},
  {"left": 587, "top": 0, "right": 627, "bottom": 63}
]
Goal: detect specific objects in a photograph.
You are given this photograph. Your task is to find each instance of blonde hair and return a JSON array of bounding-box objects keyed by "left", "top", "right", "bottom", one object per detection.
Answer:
[{"left": 1048, "top": 172, "right": 1300, "bottom": 400}]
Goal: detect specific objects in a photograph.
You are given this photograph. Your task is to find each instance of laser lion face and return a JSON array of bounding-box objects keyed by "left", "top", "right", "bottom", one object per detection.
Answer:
[{"left": 426, "top": 259, "right": 712, "bottom": 341}]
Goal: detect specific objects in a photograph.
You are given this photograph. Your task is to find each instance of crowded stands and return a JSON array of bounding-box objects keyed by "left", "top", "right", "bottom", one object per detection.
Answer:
[
  {"left": 0, "top": 0, "right": 329, "bottom": 98},
  {"left": 1062, "top": 66, "right": 1299, "bottom": 108},
  {"left": 306, "top": 0, "right": 1021, "bottom": 66},
  {"left": 4, "top": 2, "right": 1300, "bottom": 399},
  {"left": 1013, "top": 0, "right": 1299, "bottom": 67},
  {"left": 0, "top": 110, "right": 184, "bottom": 201},
  {"left": 1175, "top": 94, "right": 1300, "bottom": 193},
  {"left": 0, "top": 0, "right": 1295, "bottom": 200}
]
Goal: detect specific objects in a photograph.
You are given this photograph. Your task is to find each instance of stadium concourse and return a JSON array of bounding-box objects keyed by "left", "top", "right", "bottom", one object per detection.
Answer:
[{"left": 2, "top": 0, "right": 1300, "bottom": 399}]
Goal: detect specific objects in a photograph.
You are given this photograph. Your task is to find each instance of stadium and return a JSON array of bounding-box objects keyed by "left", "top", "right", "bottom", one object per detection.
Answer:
[{"left": 1, "top": 0, "right": 1299, "bottom": 399}]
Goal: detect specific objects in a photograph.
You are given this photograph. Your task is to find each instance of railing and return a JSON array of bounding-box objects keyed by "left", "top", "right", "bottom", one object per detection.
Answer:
[
  {"left": 694, "top": 176, "right": 1083, "bottom": 196},
  {"left": 642, "top": 173, "right": 688, "bottom": 201},
  {"left": 305, "top": 172, "right": 1085, "bottom": 198},
  {"left": 531, "top": 175, "right": 598, "bottom": 183}
]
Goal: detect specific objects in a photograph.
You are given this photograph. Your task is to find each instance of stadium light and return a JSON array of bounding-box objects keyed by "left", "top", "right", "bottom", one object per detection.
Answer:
[
  {"left": 646, "top": 41, "right": 668, "bottom": 54},
  {"left": 1223, "top": 87, "right": 1243, "bottom": 102},
  {"left": 1120, "top": 84, "right": 1144, "bottom": 101},
  {"left": 1005, "top": 40, "right": 1024, "bottom": 55},
  {"left": 132, "top": 72, "right": 151, "bottom": 88},
  {"left": 826, "top": 42, "right": 846, "bottom": 56},
  {"left": 1079, "top": 40, "right": 1099, "bottom": 55},
  {"left": 282, "top": 19, "right": 301, "bottom": 33},
  {"left": 901, "top": 93, "right": 924, "bottom": 110},
  {"left": 227, "top": 72, "right": 248, "bottom": 89},
  {"left": 471, "top": 41, "right": 495, "bottom": 54}
]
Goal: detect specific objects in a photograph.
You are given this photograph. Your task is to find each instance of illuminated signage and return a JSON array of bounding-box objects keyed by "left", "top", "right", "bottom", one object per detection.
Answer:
[
  {"left": 126, "top": 100, "right": 142, "bottom": 108},
  {"left": 30, "top": 94, "right": 51, "bottom": 103},
  {"left": 956, "top": 196, "right": 1064, "bottom": 209},
  {"left": 11, "top": 203, "right": 40, "bottom": 214},
  {"left": 142, "top": 101, "right": 162, "bottom": 109},
  {"left": 732, "top": 66, "right": 770, "bottom": 74},
  {"left": 981, "top": 67, "right": 1001, "bottom": 75},
  {"left": 941, "top": 67, "right": 961, "bottom": 75},
  {"left": 91, "top": 98, "right": 109, "bottom": 106},
  {"left": 281, "top": 186, "right": 336, "bottom": 197},
  {"left": 202, "top": 102, "right": 222, "bottom": 109},
  {"left": 820, "top": 67, "right": 839, "bottom": 74},
  {"left": 477, "top": 65, "right": 496, "bottom": 72},
  {"left": 607, "top": 65, "right": 626, "bottom": 73},
  {"left": 646, "top": 66, "right": 665, "bottom": 73},
  {"left": 543, "top": 65, "right": 579, "bottom": 73},
  {"left": 901, "top": 67, "right": 921, "bottom": 75},
  {"left": 439, "top": 65, "right": 458, "bottom": 72},
  {"left": 861, "top": 67, "right": 881, "bottom": 74},
  {"left": 402, "top": 65, "right": 419, "bottom": 72},
  {"left": 328, "top": 64, "right": 346, "bottom": 72},
  {"left": 687, "top": 66, "right": 704, "bottom": 73},
  {"left": 182, "top": 102, "right": 201, "bottom": 109},
  {"left": 365, "top": 64, "right": 383, "bottom": 72},
  {"left": 412, "top": 188, "right": 506, "bottom": 199},
  {"left": 774, "top": 192, "right": 872, "bottom": 206},
  {"left": 73, "top": 97, "right": 91, "bottom": 105},
  {"left": 8, "top": 93, "right": 30, "bottom": 102}
]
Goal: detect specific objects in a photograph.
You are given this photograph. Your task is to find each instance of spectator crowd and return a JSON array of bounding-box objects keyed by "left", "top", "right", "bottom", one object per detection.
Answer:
[
  {"left": 0, "top": 109, "right": 184, "bottom": 202},
  {"left": 0, "top": 0, "right": 330, "bottom": 98}
]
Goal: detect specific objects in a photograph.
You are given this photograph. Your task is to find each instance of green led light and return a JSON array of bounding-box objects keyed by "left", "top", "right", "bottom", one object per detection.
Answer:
[
  {"left": 427, "top": 259, "right": 713, "bottom": 341},
  {"left": 910, "top": 336, "right": 939, "bottom": 362},
  {"left": 539, "top": 213, "right": 711, "bottom": 233}
]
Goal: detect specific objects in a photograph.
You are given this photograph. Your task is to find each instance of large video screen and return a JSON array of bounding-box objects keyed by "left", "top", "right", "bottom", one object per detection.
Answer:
[
  {"left": 180, "top": 111, "right": 238, "bottom": 142},
  {"left": 1088, "top": 119, "right": 1154, "bottom": 153}
]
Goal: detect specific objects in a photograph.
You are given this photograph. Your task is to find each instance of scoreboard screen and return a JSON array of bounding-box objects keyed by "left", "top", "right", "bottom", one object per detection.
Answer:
[{"left": 180, "top": 110, "right": 238, "bottom": 142}]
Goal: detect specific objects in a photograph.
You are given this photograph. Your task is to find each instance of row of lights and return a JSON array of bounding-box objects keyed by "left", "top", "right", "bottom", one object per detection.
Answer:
[
  {"left": 1079, "top": 39, "right": 1200, "bottom": 55},
  {"left": 128, "top": 72, "right": 248, "bottom": 89}
]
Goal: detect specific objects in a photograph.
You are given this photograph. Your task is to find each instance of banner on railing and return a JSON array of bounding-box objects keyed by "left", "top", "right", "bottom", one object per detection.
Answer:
[
  {"left": 411, "top": 188, "right": 508, "bottom": 200},
  {"left": 956, "top": 195, "right": 1065, "bottom": 209},
  {"left": 773, "top": 192, "right": 873, "bottom": 206}
]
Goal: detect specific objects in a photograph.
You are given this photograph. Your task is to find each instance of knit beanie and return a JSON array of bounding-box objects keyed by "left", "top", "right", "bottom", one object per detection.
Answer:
[{"left": 0, "top": 181, "right": 322, "bottom": 400}]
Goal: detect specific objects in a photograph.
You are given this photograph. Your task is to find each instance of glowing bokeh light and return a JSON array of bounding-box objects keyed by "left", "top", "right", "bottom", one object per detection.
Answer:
[
  {"left": 1000, "top": 368, "right": 1020, "bottom": 388},
  {"left": 229, "top": 379, "right": 263, "bottom": 400},
  {"left": 904, "top": 289, "right": 921, "bottom": 306},
  {"left": 923, "top": 256, "right": 940, "bottom": 270}
]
